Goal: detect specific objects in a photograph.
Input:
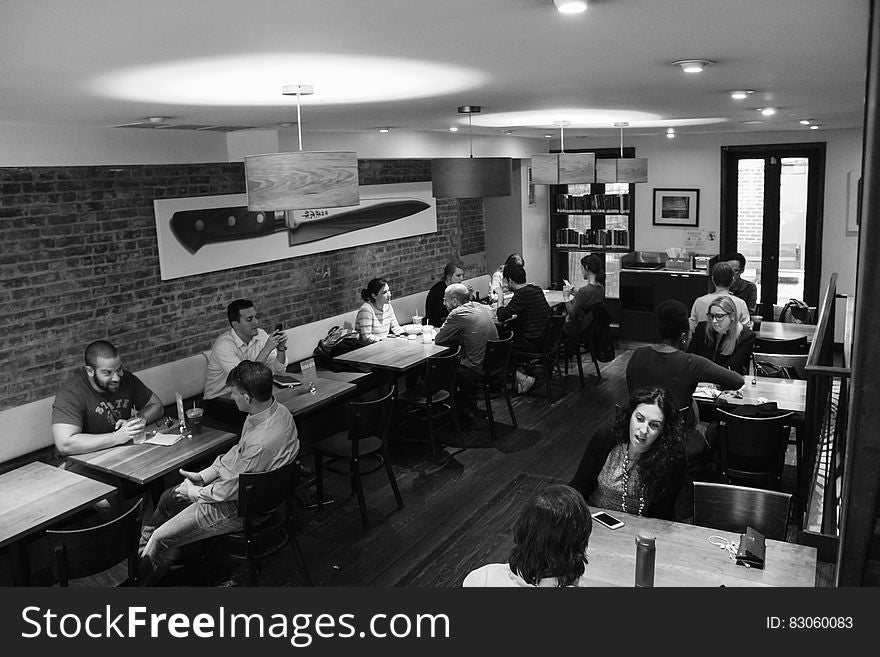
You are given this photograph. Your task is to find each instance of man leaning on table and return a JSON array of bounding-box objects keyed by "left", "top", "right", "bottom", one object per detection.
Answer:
[
  {"left": 138, "top": 360, "right": 299, "bottom": 585},
  {"left": 203, "top": 298, "right": 288, "bottom": 426},
  {"left": 52, "top": 340, "right": 163, "bottom": 456},
  {"left": 434, "top": 283, "right": 498, "bottom": 425}
]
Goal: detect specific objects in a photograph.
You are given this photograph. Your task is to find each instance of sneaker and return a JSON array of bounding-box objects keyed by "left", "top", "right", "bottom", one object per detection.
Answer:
[{"left": 516, "top": 373, "right": 536, "bottom": 394}]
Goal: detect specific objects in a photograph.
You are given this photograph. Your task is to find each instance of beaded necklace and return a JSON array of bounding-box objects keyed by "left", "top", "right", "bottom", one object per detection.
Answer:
[{"left": 621, "top": 454, "right": 646, "bottom": 516}]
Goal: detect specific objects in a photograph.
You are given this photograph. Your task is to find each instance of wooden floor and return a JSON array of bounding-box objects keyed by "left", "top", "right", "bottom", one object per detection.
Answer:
[{"left": 162, "top": 342, "right": 817, "bottom": 588}]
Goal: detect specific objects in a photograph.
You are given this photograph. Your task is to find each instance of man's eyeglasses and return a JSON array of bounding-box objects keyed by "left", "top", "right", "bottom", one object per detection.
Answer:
[{"left": 707, "top": 312, "right": 729, "bottom": 321}]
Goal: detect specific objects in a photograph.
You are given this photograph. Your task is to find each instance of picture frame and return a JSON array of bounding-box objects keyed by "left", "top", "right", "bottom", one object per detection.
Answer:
[{"left": 653, "top": 188, "right": 700, "bottom": 227}]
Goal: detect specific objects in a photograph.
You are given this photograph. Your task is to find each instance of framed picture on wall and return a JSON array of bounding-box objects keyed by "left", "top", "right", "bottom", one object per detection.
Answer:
[{"left": 653, "top": 188, "right": 700, "bottom": 227}]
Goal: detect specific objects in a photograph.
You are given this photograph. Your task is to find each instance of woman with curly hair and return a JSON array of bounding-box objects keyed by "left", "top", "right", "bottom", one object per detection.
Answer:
[
  {"left": 687, "top": 294, "right": 755, "bottom": 374},
  {"left": 569, "top": 387, "right": 687, "bottom": 520},
  {"left": 463, "top": 484, "right": 597, "bottom": 587}
]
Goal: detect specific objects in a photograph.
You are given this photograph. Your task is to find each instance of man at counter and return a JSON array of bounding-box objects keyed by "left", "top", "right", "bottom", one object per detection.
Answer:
[
  {"left": 203, "top": 298, "right": 288, "bottom": 427},
  {"left": 688, "top": 262, "right": 751, "bottom": 332},
  {"left": 721, "top": 252, "right": 758, "bottom": 315},
  {"left": 52, "top": 340, "right": 163, "bottom": 456},
  {"left": 434, "top": 283, "right": 498, "bottom": 423}
]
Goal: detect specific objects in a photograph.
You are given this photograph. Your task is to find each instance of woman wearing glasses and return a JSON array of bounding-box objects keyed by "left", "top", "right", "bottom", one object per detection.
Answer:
[{"left": 687, "top": 295, "right": 755, "bottom": 374}]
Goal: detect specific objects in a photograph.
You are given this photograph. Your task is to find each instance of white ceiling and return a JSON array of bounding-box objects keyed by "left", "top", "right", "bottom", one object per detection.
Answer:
[{"left": 0, "top": 0, "right": 869, "bottom": 138}]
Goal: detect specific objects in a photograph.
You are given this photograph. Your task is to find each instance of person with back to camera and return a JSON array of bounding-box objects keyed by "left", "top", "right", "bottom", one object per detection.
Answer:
[
  {"left": 569, "top": 387, "right": 687, "bottom": 520},
  {"left": 425, "top": 263, "right": 474, "bottom": 327},
  {"left": 626, "top": 300, "right": 743, "bottom": 477},
  {"left": 355, "top": 277, "right": 405, "bottom": 345},
  {"left": 687, "top": 295, "right": 755, "bottom": 374},
  {"left": 562, "top": 253, "right": 606, "bottom": 343},
  {"left": 720, "top": 251, "right": 758, "bottom": 315},
  {"left": 462, "top": 484, "right": 600, "bottom": 587},
  {"left": 488, "top": 253, "right": 524, "bottom": 308}
]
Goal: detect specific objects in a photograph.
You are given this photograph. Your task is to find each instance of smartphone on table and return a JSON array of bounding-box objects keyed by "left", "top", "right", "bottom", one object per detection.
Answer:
[{"left": 591, "top": 511, "right": 625, "bottom": 530}]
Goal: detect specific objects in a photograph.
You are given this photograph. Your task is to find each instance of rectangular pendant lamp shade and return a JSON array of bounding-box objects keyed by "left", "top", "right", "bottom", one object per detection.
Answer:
[
  {"left": 595, "top": 157, "right": 648, "bottom": 183},
  {"left": 431, "top": 157, "right": 512, "bottom": 198},
  {"left": 244, "top": 151, "right": 359, "bottom": 210},
  {"left": 532, "top": 152, "right": 596, "bottom": 184}
]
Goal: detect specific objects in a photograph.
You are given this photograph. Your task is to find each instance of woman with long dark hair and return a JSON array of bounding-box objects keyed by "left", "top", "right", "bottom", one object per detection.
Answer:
[
  {"left": 569, "top": 387, "right": 687, "bottom": 520},
  {"left": 463, "top": 484, "right": 597, "bottom": 587}
]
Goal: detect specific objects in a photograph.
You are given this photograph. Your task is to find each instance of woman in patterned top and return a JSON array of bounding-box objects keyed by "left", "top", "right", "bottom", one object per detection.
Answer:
[
  {"left": 355, "top": 278, "right": 405, "bottom": 345},
  {"left": 568, "top": 387, "right": 687, "bottom": 520}
]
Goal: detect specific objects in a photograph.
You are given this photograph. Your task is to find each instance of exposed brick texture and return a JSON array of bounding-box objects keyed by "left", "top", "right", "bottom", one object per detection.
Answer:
[{"left": 0, "top": 160, "right": 486, "bottom": 409}]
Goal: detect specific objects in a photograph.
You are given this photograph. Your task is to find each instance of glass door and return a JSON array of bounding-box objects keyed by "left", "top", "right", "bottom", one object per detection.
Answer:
[{"left": 721, "top": 143, "right": 825, "bottom": 318}]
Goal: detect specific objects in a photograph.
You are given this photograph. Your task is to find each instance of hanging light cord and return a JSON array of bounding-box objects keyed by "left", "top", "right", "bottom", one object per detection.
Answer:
[
  {"left": 467, "top": 112, "right": 474, "bottom": 158},
  {"left": 296, "top": 90, "right": 304, "bottom": 151}
]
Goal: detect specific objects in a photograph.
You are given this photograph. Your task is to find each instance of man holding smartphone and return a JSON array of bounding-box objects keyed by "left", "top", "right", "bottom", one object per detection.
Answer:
[{"left": 203, "top": 298, "right": 288, "bottom": 426}]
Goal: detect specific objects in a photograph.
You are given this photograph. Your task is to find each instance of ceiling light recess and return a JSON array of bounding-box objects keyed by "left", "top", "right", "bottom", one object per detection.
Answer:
[
  {"left": 672, "top": 59, "right": 714, "bottom": 73},
  {"left": 431, "top": 106, "right": 511, "bottom": 198},
  {"left": 532, "top": 120, "right": 596, "bottom": 185},
  {"left": 728, "top": 90, "right": 755, "bottom": 100},
  {"left": 245, "top": 84, "right": 358, "bottom": 211},
  {"left": 759, "top": 107, "right": 777, "bottom": 116},
  {"left": 596, "top": 122, "right": 648, "bottom": 183},
  {"left": 553, "top": 0, "right": 588, "bottom": 14}
]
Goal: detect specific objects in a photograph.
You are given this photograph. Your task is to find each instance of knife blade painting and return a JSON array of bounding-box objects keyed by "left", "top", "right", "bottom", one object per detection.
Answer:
[{"left": 153, "top": 182, "right": 437, "bottom": 280}]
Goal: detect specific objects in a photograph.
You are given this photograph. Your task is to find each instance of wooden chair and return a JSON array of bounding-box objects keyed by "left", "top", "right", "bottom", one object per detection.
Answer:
[
  {"left": 314, "top": 388, "right": 403, "bottom": 530},
  {"left": 396, "top": 347, "right": 466, "bottom": 457},
  {"left": 209, "top": 461, "right": 312, "bottom": 586},
  {"left": 45, "top": 498, "right": 143, "bottom": 586},
  {"left": 752, "top": 352, "right": 808, "bottom": 379},
  {"left": 754, "top": 335, "right": 808, "bottom": 355},
  {"left": 514, "top": 314, "right": 566, "bottom": 405},
  {"left": 475, "top": 333, "right": 517, "bottom": 441},
  {"left": 716, "top": 408, "right": 794, "bottom": 489},
  {"left": 563, "top": 320, "right": 603, "bottom": 388},
  {"left": 693, "top": 481, "right": 792, "bottom": 541}
]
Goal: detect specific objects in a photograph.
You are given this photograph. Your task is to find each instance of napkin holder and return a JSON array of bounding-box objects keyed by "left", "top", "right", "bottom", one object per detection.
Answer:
[{"left": 735, "top": 526, "right": 766, "bottom": 569}]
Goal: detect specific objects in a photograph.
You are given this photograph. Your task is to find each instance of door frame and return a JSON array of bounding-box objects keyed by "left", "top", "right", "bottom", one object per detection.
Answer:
[{"left": 720, "top": 142, "right": 826, "bottom": 307}]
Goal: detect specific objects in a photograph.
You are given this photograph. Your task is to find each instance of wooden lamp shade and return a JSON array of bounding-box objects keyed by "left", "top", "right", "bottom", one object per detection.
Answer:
[
  {"left": 244, "top": 151, "right": 359, "bottom": 211},
  {"left": 595, "top": 157, "right": 648, "bottom": 183},
  {"left": 532, "top": 152, "right": 596, "bottom": 184},
  {"left": 431, "top": 157, "right": 512, "bottom": 198}
]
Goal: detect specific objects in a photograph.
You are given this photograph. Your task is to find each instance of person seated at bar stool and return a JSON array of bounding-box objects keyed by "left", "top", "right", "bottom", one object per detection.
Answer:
[
  {"left": 425, "top": 263, "right": 477, "bottom": 327},
  {"left": 488, "top": 253, "right": 524, "bottom": 308},
  {"left": 495, "top": 261, "right": 551, "bottom": 394},
  {"left": 138, "top": 361, "right": 299, "bottom": 585},
  {"left": 689, "top": 261, "right": 751, "bottom": 331},
  {"left": 203, "top": 298, "right": 288, "bottom": 427},
  {"left": 355, "top": 278, "right": 406, "bottom": 344},
  {"left": 434, "top": 283, "right": 498, "bottom": 426},
  {"left": 52, "top": 340, "right": 164, "bottom": 458},
  {"left": 687, "top": 295, "right": 755, "bottom": 375},
  {"left": 562, "top": 253, "right": 606, "bottom": 344},
  {"left": 569, "top": 387, "right": 687, "bottom": 521},
  {"left": 720, "top": 251, "right": 758, "bottom": 315},
  {"left": 463, "top": 484, "right": 600, "bottom": 587},
  {"left": 627, "top": 300, "right": 744, "bottom": 478}
]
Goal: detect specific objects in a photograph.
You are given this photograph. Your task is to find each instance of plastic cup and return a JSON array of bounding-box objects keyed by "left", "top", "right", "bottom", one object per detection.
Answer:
[
  {"left": 751, "top": 315, "right": 763, "bottom": 331},
  {"left": 412, "top": 314, "right": 422, "bottom": 326},
  {"left": 131, "top": 417, "right": 147, "bottom": 444},
  {"left": 185, "top": 407, "right": 204, "bottom": 435}
]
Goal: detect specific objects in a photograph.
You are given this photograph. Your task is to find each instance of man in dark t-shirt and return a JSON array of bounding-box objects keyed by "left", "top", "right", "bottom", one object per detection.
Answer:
[{"left": 52, "top": 340, "right": 163, "bottom": 456}]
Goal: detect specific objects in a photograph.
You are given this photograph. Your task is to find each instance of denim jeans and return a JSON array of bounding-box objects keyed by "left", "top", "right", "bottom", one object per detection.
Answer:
[{"left": 140, "top": 485, "right": 241, "bottom": 569}]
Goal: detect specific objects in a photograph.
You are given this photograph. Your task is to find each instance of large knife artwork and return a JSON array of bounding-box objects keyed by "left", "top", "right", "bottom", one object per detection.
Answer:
[{"left": 170, "top": 198, "right": 430, "bottom": 253}]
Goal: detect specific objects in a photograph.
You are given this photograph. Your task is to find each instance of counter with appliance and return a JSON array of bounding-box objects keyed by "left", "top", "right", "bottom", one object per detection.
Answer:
[{"left": 618, "top": 252, "right": 711, "bottom": 342}]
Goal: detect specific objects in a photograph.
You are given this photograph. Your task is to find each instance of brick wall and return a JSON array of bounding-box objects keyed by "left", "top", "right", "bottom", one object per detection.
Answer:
[
  {"left": 736, "top": 162, "right": 764, "bottom": 256},
  {"left": 0, "top": 160, "right": 486, "bottom": 409}
]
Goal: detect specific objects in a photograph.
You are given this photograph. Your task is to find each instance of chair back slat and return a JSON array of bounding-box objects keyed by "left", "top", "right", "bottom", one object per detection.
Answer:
[
  {"left": 46, "top": 498, "right": 143, "bottom": 586},
  {"left": 693, "top": 481, "right": 792, "bottom": 540},
  {"left": 348, "top": 388, "right": 395, "bottom": 458},
  {"left": 424, "top": 346, "right": 461, "bottom": 398},
  {"left": 483, "top": 333, "right": 514, "bottom": 382},
  {"left": 754, "top": 335, "right": 808, "bottom": 354},
  {"left": 716, "top": 408, "right": 793, "bottom": 485},
  {"left": 238, "top": 461, "right": 297, "bottom": 526}
]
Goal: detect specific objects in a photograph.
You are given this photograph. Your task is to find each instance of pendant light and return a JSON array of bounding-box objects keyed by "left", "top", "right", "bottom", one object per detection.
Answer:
[
  {"left": 245, "top": 85, "right": 359, "bottom": 211},
  {"left": 595, "top": 122, "right": 648, "bottom": 183},
  {"left": 431, "top": 106, "right": 512, "bottom": 198},
  {"left": 531, "top": 120, "right": 596, "bottom": 184}
]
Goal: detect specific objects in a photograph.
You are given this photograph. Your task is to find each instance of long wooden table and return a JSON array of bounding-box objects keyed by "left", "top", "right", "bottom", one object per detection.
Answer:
[
  {"left": 694, "top": 377, "right": 807, "bottom": 414},
  {"left": 0, "top": 462, "right": 116, "bottom": 584},
  {"left": 584, "top": 507, "right": 817, "bottom": 586},
  {"left": 67, "top": 425, "right": 237, "bottom": 504},
  {"left": 274, "top": 376, "right": 357, "bottom": 417},
  {"left": 333, "top": 336, "right": 449, "bottom": 373},
  {"left": 755, "top": 321, "right": 816, "bottom": 343}
]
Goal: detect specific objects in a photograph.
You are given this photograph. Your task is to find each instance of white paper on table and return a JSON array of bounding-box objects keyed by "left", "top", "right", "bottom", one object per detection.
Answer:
[{"left": 144, "top": 431, "right": 184, "bottom": 446}]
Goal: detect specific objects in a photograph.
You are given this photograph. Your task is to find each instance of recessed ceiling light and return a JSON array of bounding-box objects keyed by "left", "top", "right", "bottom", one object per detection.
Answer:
[
  {"left": 728, "top": 90, "right": 755, "bottom": 100},
  {"left": 810, "top": 125, "right": 820, "bottom": 130},
  {"left": 672, "top": 59, "right": 715, "bottom": 73},
  {"left": 553, "top": 0, "right": 588, "bottom": 14},
  {"left": 741, "top": 120, "right": 764, "bottom": 125},
  {"left": 449, "top": 126, "right": 459, "bottom": 132},
  {"left": 278, "top": 122, "right": 295, "bottom": 128},
  {"left": 144, "top": 116, "right": 168, "bottom": 123},
  {"left": 378, "top": 127, "right": 390, "bottom": 133},
  {"left": 666, "top": 128, "right": 675, "bottom": 139},
  {"left": 799, "top": 119, "right": 812, "bottom": 125},
  {"left": 759, "top": 107, "right": 777, "bottom": 116},
  {"left": 544, "top": 134, "right": 553, "bottom": 138},
  {"left": 501, "top": 129, "right": 513, "bottom": 135}
]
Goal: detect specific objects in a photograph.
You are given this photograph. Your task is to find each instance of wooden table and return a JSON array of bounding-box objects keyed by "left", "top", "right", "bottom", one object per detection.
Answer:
[
  {"left": 334, "top": 336, "right": 449, "bottom": 373},
  {"left": 275, "top": 376, "right": 356, "bottom": 417},
  {"left": 584, "top": 508, "right": 817, "bottom": 586},
  {"left": 695, "top": 377, "right": 807, "bottom": 414},
  {"left": 67, "top": 425, "right": 237, "bottom": 504},
  {"left": 0, "top": 462, "right": 116, "bottom": 584},
  {"left": 756, "top": 321, "right": 816, "bottom": 343}
]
